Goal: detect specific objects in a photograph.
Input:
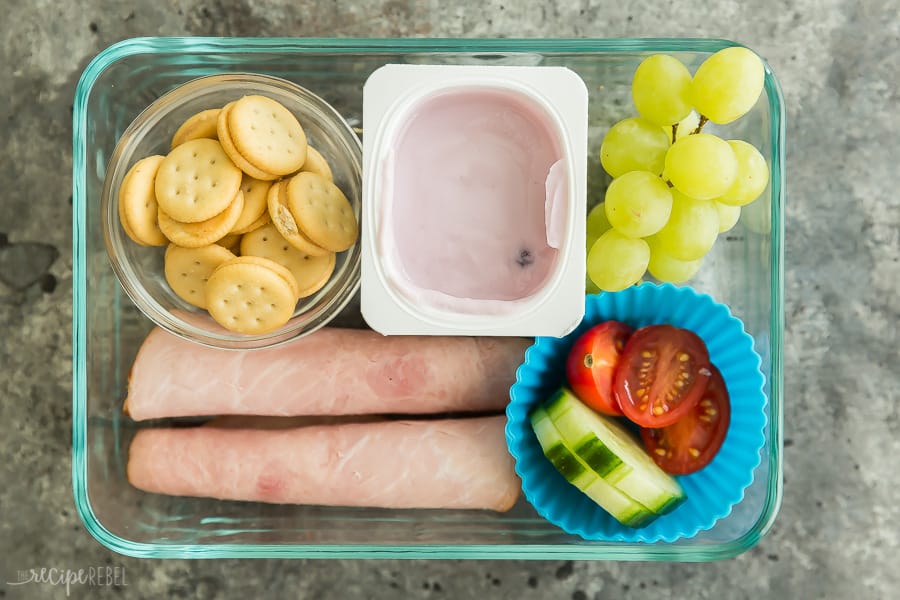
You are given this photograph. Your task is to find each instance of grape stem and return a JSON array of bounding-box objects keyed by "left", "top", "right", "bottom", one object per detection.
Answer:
[
  {"left": 690, "top": 115, "right": 709, "bottom": 135},
  {"left": 671, "top": 123, "right": 678, "bottom": 143}
]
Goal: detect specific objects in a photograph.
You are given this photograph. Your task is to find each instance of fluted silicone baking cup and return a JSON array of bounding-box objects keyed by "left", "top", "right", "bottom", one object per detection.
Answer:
[{"left": 506, "top": 283, "right": 767, "bottom": 543}]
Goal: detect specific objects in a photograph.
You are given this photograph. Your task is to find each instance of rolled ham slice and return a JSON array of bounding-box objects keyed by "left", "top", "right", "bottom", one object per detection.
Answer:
[
  {"left": 127, "top": 415, "right": 520, "bottom": 511},
  {"left": 124, "top": 327, "right": 530, "bottom": 421}
]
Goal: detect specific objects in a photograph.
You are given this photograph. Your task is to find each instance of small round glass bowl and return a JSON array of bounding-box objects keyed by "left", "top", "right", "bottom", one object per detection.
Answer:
[
  {"left": 101, "top": 74, "right": 362, "bottom": 350},
  {"left": 506, "top": 283, "right": 767, "bottom": 543}
]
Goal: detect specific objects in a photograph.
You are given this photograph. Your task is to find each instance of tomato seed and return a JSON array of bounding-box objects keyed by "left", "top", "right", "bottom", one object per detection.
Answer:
[
  {"left": 689, "top": 448, "right": 700, "bottom": 458},
  {"left": 678, "top": 352, "right": 690, "bottom": 362}
]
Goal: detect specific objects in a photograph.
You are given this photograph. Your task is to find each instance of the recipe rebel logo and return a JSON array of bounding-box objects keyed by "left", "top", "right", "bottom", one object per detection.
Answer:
[{"left": 6, "top": 565, "right": 127, "bottom": 597}]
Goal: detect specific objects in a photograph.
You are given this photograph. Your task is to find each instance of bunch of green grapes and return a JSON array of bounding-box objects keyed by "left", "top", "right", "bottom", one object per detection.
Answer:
[{"left": 587, "top": 46, "right": 770, "bottom": 292}]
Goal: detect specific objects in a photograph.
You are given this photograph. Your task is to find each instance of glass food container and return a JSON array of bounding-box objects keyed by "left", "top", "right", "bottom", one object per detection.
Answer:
[{"left": 72, "top": 37, "right": 784, "bottom": 560}]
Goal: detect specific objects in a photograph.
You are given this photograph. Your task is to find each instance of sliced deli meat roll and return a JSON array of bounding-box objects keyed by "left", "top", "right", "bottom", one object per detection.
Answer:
[
  {"left": 127, "top": 415, "right": 520, "bottom": 511},
  {"left": 124, "top": 327, "right": 530, "bottom": 420}
]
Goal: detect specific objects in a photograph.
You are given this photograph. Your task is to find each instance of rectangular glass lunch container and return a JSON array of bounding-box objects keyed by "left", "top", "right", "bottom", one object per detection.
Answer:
[{"left": 73, "top": 37, "right": 784, "bottom": 560}]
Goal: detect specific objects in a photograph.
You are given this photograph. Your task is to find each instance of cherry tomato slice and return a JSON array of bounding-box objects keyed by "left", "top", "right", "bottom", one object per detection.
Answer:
[
  {"left": 613, "top": 324, "right": 712, "bottom": 428},
  {"left": 565, "top": 321, "right": 635, "bottom": 416},
  {"left": 640, "top": 365, "right": 730, "bottom": 474}
]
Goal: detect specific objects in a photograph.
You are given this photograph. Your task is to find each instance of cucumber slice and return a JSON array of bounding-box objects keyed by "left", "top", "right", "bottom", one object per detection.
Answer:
[
  {"left": 530, "top": 406, "right": 656, "bottom": 527},
  {"left": 545, "top": 388, "right": 686, "bottom": 514}
]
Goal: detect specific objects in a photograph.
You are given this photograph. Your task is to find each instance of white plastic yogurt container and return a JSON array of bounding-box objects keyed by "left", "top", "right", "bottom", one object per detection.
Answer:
[{"left": 361, "top": 64, "right": 588, "bottom": 337}]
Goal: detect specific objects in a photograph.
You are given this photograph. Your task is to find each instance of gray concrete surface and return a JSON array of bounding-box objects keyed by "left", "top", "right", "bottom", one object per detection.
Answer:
[{"left": 1, "top": 0, "right": 898, "bottom": 598}]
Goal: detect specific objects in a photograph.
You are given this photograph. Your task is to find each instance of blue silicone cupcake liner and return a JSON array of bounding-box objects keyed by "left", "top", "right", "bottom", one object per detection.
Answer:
[{"left": 506, "top": 283, "right": 767, "bottom": 543}]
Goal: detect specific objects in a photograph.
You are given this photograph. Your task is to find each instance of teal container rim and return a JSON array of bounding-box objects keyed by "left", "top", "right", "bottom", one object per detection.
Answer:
[{"left": 72, "top": 36, "right": 784, "bottom": 560}]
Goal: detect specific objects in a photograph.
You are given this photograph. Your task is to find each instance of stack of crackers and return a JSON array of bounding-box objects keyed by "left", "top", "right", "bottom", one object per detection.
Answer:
[{"left": 117, "top": 94, "right": 359, "bottom": 335}]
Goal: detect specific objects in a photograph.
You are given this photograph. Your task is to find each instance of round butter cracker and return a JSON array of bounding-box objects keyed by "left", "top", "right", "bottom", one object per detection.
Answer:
[
  {"left": 235, "top": 210, "right": 270, "bottom": 236},
  {"left": 158, "top": 189, "right": 244, "bottom": 248},
  {"left": 164, "top": 243, "right": 236, "bottom": 309},
  {"left": 155, "top": 138, "right": 242, "bottom": 223},
  {"left": 216, "top": 102, "right": 278, "bottom": 181},
  {"left": 231, "top": 175, "right": 272, "bottom": 234},
  {"left": 266, "top": 181, "right": 330, "bottom": 257},
  {"left": 241, "top": 223, "right": 336, "bottom": 299},
  {"left": 229, "top": 95, "right": 307, "bottom": 176},
  {"left": 287, "top": 172, "right": 358, "bottom": 252},
  {"left": 216, "top": 233, "right": 243, "bottom": 254},
  {"left": 206, "top": 256, "right": 298, "bottom": 335},
  {"left": 221, "top": 255, "right": 300, "bottom": 300},
  {"left": 117, "top": 169, "right": 142, "bottom": 244},
  {"left": 298, "top": 146, "right": 333, "bottom": 181},
  {"left": 119, "top": 155, "right": 168, "bottom": 246},
  {"left": 171, "top": 108, "right": 221, "bottom": 150}
]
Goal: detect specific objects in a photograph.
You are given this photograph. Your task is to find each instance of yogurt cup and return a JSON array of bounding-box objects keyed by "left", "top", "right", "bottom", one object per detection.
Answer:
[{"left": 361, "top": 64, "right": 588, "bottom": 336}]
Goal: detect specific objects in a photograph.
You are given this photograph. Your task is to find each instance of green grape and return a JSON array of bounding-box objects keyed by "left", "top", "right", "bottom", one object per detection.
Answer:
[
  {"left": 691, "top": 47, "right": 765, "bottom": 124},
  {"left": 647, "top": 236, "right": 703, "bottom": 283},
  {"left": 599, "top": 117, "right": 671, "bottom": 177},
  {"left": 631, "top": 54, "right": 693, "bottom": 126},
  {"left": 714, "top": 201, "right": 741, "bottom": 233},
  {"left": 655, "top": 190, "right": 719, "bottom": 260},
  {"left": 664, "top": 111, "right": 701, "bottom": 144},
  {"left": 585, "top": 204, "right": 610, "bottom": 294},
  {"left": 587, "top": 229, "right": 650, "bottom": 292},
  {"left": 604, "top": 171, "right": 673, "bottom": 238},
  {"left": 586, "top": 202, "right": 612, "bottom": 251},
  {"left": 718, "top": 140, "right": 769, "bottom": 206},
  {"left": 665, "top": 133, "right": 737, "bottom": 200}
]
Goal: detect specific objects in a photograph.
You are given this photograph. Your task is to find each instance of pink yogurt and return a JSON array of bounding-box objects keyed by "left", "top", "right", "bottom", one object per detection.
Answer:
[{"left": 378, "top": 87, "right": 567, "bottom": 314}]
